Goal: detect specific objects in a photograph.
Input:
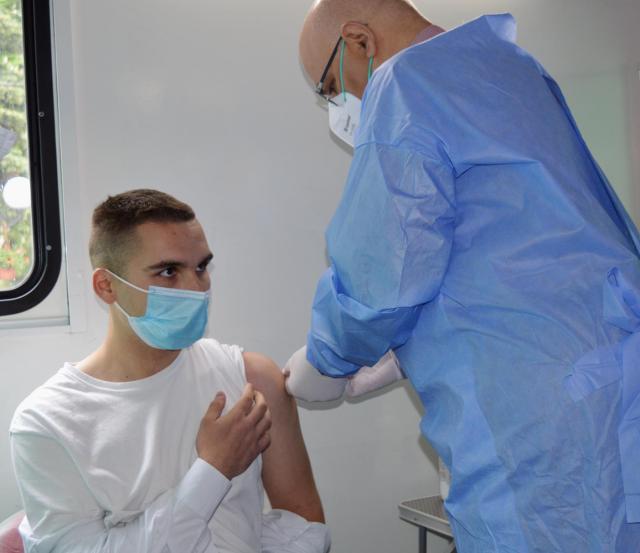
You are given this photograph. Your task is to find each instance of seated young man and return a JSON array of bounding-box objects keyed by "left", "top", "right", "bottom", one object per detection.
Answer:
[{"left": 9, "top": 189, "right": 330, "bottom": 553}]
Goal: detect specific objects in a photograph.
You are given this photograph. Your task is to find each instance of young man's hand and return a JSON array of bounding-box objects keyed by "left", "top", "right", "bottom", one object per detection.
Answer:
[{"left": 196, "top": 383, "right": 272, "bottom": 479}]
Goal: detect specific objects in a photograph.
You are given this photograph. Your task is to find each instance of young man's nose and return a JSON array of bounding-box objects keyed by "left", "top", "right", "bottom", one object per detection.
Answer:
[{"left": 183, "top": 271, "right": 209, "bottom": 291}]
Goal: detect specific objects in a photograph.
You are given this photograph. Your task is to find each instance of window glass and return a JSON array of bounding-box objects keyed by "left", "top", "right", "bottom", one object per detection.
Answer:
[{"left": 0, "top": 0, "right": 34, "bottom": 291}]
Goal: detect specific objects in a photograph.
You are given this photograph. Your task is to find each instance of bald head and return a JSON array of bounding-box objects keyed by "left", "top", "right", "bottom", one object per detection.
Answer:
[{"left": 299, "top": 0, "right": 430, "bottom": 89}]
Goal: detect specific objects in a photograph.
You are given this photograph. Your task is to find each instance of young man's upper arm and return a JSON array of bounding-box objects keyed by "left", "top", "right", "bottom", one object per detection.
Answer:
[
  {"left": 242, "top": 352, "right": 287, "bottom": 407},
  {"left": 242, "top": 352, "right": 325, "bottom": 523}
]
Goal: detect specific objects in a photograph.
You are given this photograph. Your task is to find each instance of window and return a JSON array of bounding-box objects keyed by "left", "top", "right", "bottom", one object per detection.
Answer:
[{"left": 0, "top": 0, "right": 61, "bottom": 316}]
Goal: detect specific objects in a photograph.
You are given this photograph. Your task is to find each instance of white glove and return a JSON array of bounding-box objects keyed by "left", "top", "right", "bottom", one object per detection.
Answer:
[
  {"left": 283, "top": 346, "right": 348, "bottom": 402},
  {"left": 345, "top": 350, "right": 405, "bottom": 397},
  {"left": 283, "top": 347, "right": 406, "bottom": 402}
]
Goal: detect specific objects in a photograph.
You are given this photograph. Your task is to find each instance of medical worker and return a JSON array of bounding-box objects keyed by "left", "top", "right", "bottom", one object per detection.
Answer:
[{"left": 286, "top": 0, "right": 640, "bottom": 551}]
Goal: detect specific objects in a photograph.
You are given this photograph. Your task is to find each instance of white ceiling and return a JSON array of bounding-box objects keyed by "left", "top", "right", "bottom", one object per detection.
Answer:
[{"left": 415, "top": 0, "right": 640, "bottom": 77}]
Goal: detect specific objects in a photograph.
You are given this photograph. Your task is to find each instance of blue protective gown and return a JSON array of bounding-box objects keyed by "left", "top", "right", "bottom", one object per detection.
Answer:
[{"left": 306, "top": 14, "right": 640, "bottom": 553}]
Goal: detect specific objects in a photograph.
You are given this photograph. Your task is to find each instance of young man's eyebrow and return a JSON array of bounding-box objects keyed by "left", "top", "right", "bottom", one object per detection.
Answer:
[
  {"left": 145, "top": 253, "right": 214, "bottom": 272},
  {"left": 199, "top": 253, "right": 214, "bottom": 265},
  {"left": 145, "top": 260, "right": 186, "bottom": 271}
]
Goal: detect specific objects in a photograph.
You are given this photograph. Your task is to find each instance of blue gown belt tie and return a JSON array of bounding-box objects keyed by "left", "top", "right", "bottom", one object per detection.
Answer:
[{"left": 565, "top": 267, "right": 640, "bottom": 523}]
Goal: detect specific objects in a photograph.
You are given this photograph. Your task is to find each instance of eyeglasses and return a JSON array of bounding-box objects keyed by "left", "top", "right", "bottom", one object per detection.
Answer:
[{"left": 314, "top": 36, "right": 342, "bottom": 105}]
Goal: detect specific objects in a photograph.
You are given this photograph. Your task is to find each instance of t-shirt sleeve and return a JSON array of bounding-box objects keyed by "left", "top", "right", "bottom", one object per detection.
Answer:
[
  {"left": 197, "top": 339, "right": 248, "bottom": 395},
  {"left": 10, "top": 432, "right": 231, "bottom": 553}
]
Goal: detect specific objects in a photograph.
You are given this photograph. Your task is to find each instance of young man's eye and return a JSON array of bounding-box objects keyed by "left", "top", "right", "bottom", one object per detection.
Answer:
[
  {"left": 196, "top": 263, "right": 210, "bottom": 273},
  {"left": 159, "top": 267, "right": 176, "bottom": 277}
]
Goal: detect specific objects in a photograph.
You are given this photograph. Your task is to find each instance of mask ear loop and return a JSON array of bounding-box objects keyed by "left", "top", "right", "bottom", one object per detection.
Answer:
[
  {"left": 339, "top": 39, "right": 374, "bottom": 99},
  {"left": 339, "top": 39, "right": 347, "bottom": 102},
  {"left": 101, "top": 268, "right": 148, "bottom": 318},
  {"left": 103, "top": 268, "right": 148, "bottom": 294}
]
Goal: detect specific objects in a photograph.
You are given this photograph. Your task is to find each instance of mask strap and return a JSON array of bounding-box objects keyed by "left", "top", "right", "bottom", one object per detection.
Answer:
[
  {"left": 339, "top": 39, "right": 347, "bottom": 102},
  {"left": 112, "top": 300, "right": 133, "bottom": 319},
  {"left": 102, "top": 268, "right": 148, "bottom": 294},
  {"left": 339, "top": 39, "right": 374, "bottom": 99}
]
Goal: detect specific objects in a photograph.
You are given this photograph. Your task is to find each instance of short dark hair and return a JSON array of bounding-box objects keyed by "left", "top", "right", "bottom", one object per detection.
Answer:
[{"left": 89, "top": 189, "right": 195, "bottom": 273}]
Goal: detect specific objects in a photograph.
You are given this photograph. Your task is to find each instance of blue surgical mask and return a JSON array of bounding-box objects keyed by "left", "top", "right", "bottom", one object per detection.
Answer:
[{"left": 105, "top": 270, "right": 210, "bottom": 350}]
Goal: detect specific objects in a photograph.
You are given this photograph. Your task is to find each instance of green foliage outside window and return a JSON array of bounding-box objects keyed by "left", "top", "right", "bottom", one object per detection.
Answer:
[{"left": 0, "top": 0, "right": 33, "bottom": 290}]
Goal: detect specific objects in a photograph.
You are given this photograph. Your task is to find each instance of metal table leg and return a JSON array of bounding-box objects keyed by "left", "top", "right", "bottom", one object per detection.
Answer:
[
  {"left": 419, "top": 526, "right": 427, "bottom": 553},
  {"left": 399, "top": 496, "right": 455, "bottom": 553}
]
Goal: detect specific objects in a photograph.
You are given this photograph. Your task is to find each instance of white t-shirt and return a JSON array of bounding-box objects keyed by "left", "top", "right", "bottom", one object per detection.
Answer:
[{"left": 10, "top": 339, "right": 330, "bottom": 553}]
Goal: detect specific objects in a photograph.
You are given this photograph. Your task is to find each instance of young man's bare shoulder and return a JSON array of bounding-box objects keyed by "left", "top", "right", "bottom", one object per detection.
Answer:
[{"left": 242, "top": 352, "right": 287, "bottom": 405}]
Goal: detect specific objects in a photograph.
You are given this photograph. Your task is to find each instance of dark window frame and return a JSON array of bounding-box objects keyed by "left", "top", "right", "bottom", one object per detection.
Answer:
[{"left": 0, "top": 0, "right": 62, "bottom": 316}]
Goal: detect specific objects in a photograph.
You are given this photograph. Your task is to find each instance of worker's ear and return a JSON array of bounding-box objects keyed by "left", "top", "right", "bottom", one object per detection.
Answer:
[
  {"left": 340, "top": 21, "right": 377, "bottom": 59},
  {"left": 93, "top": 268, "right": 117, "bottom": 305}
]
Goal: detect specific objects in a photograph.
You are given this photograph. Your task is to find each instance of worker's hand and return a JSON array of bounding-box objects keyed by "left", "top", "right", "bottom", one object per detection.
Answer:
[
  {"left": 196, "top": 383, "right": 272, "bottom": 479},
  {"left": 283, "top": 346, "right": 347, "bottom": 402},
  {"left": 345, "top": 350, "right": 405, "bottom": 397}
]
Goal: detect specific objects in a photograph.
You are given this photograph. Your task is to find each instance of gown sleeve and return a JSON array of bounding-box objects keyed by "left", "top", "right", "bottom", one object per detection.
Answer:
[{"left": 307, "top": 141, "right": 456, "bottom": 376}]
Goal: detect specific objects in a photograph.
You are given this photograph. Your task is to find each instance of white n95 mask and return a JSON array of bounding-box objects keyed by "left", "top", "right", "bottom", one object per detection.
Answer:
[
  {"left": 328, "top": 92, "right": 362, "bottom": 148},
  {"left": 326, "top": 38, "right": 373, "bottom": 148}
]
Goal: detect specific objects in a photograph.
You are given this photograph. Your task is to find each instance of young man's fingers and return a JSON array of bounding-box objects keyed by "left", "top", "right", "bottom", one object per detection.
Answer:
[
  {"left": 257, "top": 432, "right": 272, "bottom": 453},
  {"left": 206, "top": 392, "right": 226, "bottom": 419},
  {"left": 229, "top": 384, "right": 255, "bottom": 416},
  {"left": 255, "top": 411, "right": 272, "bottom": 438},
  {"left": 246, "top": 391, "right": 268, "bottom": 424}
]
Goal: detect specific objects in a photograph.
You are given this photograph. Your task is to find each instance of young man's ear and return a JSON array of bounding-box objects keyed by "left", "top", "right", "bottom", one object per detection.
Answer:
[
  {"left": 93, "top": 269, "right": 117, "bottom": 304},
  {"left": 340, "top": 21, "right": 377, "bottom": 59}
]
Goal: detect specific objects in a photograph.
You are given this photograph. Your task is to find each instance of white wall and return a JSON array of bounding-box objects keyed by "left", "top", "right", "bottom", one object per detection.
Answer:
[
  {"left": 629, "top": 66, "right": 640, "bottom": 222},
  {"left": 1, "top": 2, "right": 638, "bottom": 553},
  {"left": 563, "top": 70, "right": 631, "bottom": 202}
]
